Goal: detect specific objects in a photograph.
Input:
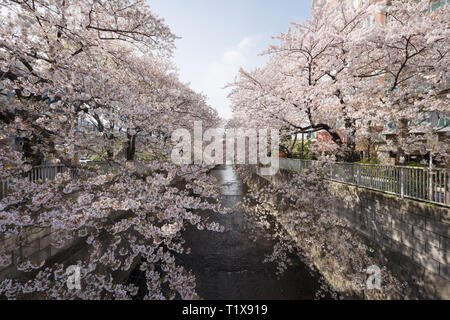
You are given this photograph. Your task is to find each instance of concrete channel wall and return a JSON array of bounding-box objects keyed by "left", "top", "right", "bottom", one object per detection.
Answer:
[
  {"left": 256, "top": 168, "right": 450, "bottom": 299},
  {"left": 329, "top": 182, "right": 450, "bottom": 299}
]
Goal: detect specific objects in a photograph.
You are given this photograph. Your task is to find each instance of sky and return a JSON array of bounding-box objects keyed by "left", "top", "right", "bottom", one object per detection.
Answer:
[{"left": 148, "top": 1, "right": 312, "bottom": 119}]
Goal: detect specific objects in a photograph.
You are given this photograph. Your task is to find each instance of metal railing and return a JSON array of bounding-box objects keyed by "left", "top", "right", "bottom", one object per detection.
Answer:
[
  {"left": 2, "top": 160, "right": 449, "bottom": 207},
  {"left": 0, "top": 161, "right": 130, "bottom": 200},
  {"left": 0, "top": 164, "right": 77, "bottom": 200},
  {"left": 27, "top": 164, "right": 75, "bottom": 182},
  {"left": 277, "top": 158, "right": 450, "bottom": 207}
]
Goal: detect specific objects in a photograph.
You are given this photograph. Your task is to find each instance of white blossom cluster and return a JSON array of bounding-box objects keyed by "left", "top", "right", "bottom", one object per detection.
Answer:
[
  {"left": 236, "top": 163, "right": 412, "bottom": 300},
  {"left": 0, "top": 0, "right": 225, "bottom": 300},
  {"left": 228, "top": 0, "right": 449, "bottom": 165}
]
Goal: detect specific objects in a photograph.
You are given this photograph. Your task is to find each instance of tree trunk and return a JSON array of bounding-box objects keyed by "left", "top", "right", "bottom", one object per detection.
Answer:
[
  {"left": 344, "top": 119, "right": 359, "bottom": 163},
  {"left": 395, "top": 118, "right": 408, "bottom": 165},
  {"left": 126, "top": 133, "right": 136, "bottom": 161},
  {"left": 301, "top": 133, "right": 305, "bottom": 159},
  {"left": 107, "top": 149, "right": 114, "bottom": 161},
  {"left": 23, "top": 137, "right": 46, "bottom": 166},
  {"left": 288, "top": 134, "right": 298, "bottom": 158}
]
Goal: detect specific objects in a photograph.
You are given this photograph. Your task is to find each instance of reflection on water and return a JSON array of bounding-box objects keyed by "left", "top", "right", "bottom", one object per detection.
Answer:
[{"left": 179, "top": 165, "right": 328, "bottom": 300}]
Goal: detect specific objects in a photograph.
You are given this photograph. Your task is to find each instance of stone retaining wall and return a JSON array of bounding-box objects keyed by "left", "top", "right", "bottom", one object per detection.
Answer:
[
  {"left": 329, "top": 181, "right": 450, "bottom": 299},
  {"left": 0, "top": 227, "right": 77, "bottom": 280},
  {"left": 256, "top": 169, "right": 450, "bottom": 299}
]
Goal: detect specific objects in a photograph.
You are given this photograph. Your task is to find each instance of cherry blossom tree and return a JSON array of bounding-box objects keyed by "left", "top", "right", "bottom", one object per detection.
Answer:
[
  {"left": 0, "top": 0, "right": 225, "bottom": 300},
  {"left": 229, "top": 0, "right": 448, "bottom": 300},
  {"left": 350, "top": 0, "right": 449, "bottom": 165},
  {"left": 229, "top": 0, "right": 448, "bottom": 164},
  {"left": 236, "top": 162, "right": 411, "bottom": 300},
  {"left": 229, "top": 0, "right": 374, "bottom": 161}
]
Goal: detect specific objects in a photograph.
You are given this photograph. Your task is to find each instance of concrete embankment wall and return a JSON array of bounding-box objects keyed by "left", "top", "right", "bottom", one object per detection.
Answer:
[
  {"left": 254, "top": 169, "right": 450, "bottom": 299},
  {"left": 328, "top": 181, "right": 449, "bottom": 299},
  {"left": 0, "top": 227, "right": 78, "bottom": 280},
  {"left": 0, "top": 218, "right": 134, "bottom": 286},
  {"left": 0, "top": 163, "right": 145, "bottom": 283}
]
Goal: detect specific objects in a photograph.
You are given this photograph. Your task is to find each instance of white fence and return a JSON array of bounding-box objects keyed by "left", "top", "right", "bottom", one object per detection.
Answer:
[{"left": 278, "top": 158, "right": 450, "bottom": 207}]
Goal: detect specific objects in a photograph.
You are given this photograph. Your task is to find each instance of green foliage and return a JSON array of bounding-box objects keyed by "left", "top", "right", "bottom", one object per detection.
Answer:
[
  {"left": 406, "top": 162, "right": 427, "bottom": 168},
  {"left": 356, "top": 159, "right": 381, "bottom": 165},
  {"left": 291, "top": 139, "right": 316, "bottom": 160}
]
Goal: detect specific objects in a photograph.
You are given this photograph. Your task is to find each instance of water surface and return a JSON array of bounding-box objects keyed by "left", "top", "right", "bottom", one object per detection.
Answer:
[{"left": 180, "top": 165, "right": 327, "bottom": 300}]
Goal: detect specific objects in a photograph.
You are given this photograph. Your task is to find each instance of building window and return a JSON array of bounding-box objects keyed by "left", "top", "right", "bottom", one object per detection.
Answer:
[
  {"left": 365, "top": 16, "right": 373, "bottom": 28},
  {"left": 431, "top": 0, "right": 448, "bottom": 12}
]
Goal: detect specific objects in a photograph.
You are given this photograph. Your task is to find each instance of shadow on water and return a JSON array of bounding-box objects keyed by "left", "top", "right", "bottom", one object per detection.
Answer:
[
  {"left": 128, "top": 165, "right": 332, "bottom": 300},
  {"left": 178, "top": 165, "right": 331, "bottom": 300}
]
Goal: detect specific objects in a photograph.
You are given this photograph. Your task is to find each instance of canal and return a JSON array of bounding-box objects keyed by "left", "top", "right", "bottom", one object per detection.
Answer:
[{"left": 179, "top": 165, "right": 329, "bottom": 300}]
